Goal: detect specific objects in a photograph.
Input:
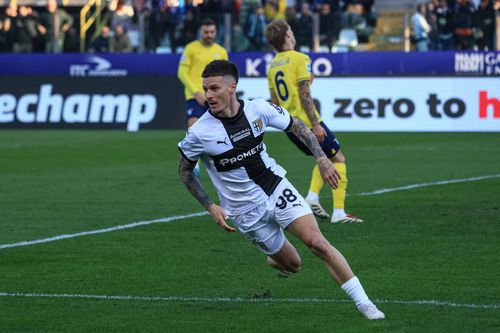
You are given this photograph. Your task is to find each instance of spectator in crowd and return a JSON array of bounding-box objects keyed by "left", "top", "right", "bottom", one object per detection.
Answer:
[
  {"left": 146, "top": 0, "right": 180, "bottom": 53},
  {"left": 294, "top": 1, "right": 313, "bottom": 50},
  {"left": 411, "top": 3, "right": 432, "bottom": 51},
  {"left": 0, "top": 16, "right": 6, "bottom": 52},
  {"left": 110, "top": 24, "right": 133, "bottom": 52},
  {"left": 323, "top": 0, "right": 341, "bottom": 13},
  {"left": 244, "top": 4, "right": 268, "bottom": 51},
  {"left": 239, "top": 0, "right": 261, "bottom": 28},
  {"left": 319, "top": 2, "right": 337, "bottom": 49},
  {"left": 474, "top": 0, "right": 495, "bottom": 50},
  {"left": 342, "top": 0, "right": 368, "bottom": 30},
  {"left": 1, "top": 2, "right": 17, "bottom": 52},
  {"left": 426, "top": 1, "right": 439, "bottom": 49},
  {"left": 109, "top": 0, "right": 134, "bottom": 31},
  {"left": 284, "top": 5, "right": 298, "bottom": 34},
  {"left": 12, "top": 5, "right": 39, "bottom": 52},
  {"left": 176, "top": 9, "right": 198, "bottom": 49},
  {"left": 264, "top": 0, "right": 286, "bottom": 21},
  {"left": 232, "top": 0, "right": 243, "bottom": 25},
  {"left": 3, "top": 2, "right": 37, "bottom": 53},
  {"left": 165, "top": 5, "right": 183, "bottom": 52},
  {"left": 231, "top": 23, "right": 251, "bottom": 51},
  {"left": 453, "top": 0, "right": 476, "bottom": 49},
  {"left": 436, "top": 0, "right": 455, "bottom": 50},
  {"left": 89, "top": 25, "right": 110, "bottom": 53},
  {"left": 109, "top": 0, "right": 138, "bottom": 49},
  {"left": 37, "top": 0, "right": 73, "bottom": 53}
]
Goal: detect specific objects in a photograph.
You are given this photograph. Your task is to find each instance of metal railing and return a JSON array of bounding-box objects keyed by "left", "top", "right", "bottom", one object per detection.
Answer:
[{"left": 80, "top": 0, "right": 103, "bottom": 52}]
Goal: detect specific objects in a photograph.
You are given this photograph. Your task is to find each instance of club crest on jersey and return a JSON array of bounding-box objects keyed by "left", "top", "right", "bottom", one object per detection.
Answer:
[{"left": 252, "top": 118, "right": 263, "bottom": 132}]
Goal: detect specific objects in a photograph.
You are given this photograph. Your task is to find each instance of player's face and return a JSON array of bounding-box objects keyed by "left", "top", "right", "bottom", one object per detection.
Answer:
[
  {"left": 200, "top": 24, "right": 216, "bottom": 46},
  {"left": 203, "top": 76, "right": 235, "bottom": 116}
]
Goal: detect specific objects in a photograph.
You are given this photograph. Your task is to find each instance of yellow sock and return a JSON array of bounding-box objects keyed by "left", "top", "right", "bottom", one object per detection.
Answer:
[
  {"left": 333, "top": 163, "right": 348, "bottom": 209},
  {"left": 308, "top": 164, "right": 324, "bottom": 196}
]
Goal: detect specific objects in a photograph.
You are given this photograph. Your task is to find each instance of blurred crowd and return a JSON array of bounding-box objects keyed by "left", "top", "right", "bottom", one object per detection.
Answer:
[
  {"left": 1, "top": 0, "right": 498, "bottom": 53},
  {"left": 0, "top": 0, "right": 376, "bottom": 53},
  {"left": 411, "top": 0, "right": 500, "bottom": 51}
]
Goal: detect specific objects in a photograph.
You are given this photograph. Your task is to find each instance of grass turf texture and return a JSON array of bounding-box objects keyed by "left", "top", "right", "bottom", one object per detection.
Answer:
[{"left": 0, "top": 130, "right": 499, "bottom": 332}]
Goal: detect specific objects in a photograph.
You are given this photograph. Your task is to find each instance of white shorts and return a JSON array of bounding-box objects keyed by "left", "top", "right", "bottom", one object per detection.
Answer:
[{"left": 228, "top": 178, "right": 312, "bottom": 256}]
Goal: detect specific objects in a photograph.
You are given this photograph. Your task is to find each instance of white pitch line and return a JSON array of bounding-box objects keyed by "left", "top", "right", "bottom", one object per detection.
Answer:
[
  {"left": 1, "top": 174, "right": 499, "bottom": 251},
  {"left": 0, "top": 211, "right": 208, "bottom": 250},
  {"left": 0, "top": 292, "right": 498, "bottom": 310},
  {"left": 352, "top": 174, "right": 500, "bottom": 196}
]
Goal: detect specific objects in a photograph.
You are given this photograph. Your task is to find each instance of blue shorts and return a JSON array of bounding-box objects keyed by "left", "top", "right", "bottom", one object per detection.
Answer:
[
  {"left": 286, "top": 121, "right": 341, "bottom": 158},
  {"left": 185, "top": 99, "right": 209, "bottom": 120}
]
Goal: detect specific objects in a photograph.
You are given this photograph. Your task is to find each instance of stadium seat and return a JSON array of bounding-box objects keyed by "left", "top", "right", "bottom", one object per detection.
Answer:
[
  {"left": 155, "top": 46, "right": 172, "bottom": 54},
  {"left": 332, "top": 28, "right": 358, "bottom": 52}
]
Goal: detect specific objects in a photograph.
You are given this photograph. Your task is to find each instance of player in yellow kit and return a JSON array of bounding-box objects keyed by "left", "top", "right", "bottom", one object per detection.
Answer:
[
  {"left": 177, "top": 18, "right": 228, "bottom": 128},
  {"left": 177, "top": 18, "right": 228, "bottom": 176},
  {"left": 265, "top": 19, "right": 362, "bottom": 223}
]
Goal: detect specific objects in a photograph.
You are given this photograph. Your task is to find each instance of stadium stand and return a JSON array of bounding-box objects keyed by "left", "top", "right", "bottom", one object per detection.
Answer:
[{"left": 0, "top": 0, "right": 498, "bottom": 53}]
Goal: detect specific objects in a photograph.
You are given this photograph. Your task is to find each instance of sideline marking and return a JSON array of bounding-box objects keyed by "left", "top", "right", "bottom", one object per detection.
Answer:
[
  {"left": 1, "top": 174, "right": 499, "bottom": 250},
  {"left": 0, "top": 291, "right": 498, "bottom": 310},
  {"left": 352, "top": 174, "right": 500, "bottom": 196},
  {"left": 0, "top": 212, "right": 208, "bottom": 250}
]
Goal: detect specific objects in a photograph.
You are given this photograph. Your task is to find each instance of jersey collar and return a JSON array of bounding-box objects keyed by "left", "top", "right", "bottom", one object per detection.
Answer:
[{"left": 209, "top": 99, "right": 245, "bottom": 122}]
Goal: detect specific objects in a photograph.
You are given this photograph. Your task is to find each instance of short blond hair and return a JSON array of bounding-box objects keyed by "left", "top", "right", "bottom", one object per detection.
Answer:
[{"left": 265, "top": 19, "right": 289, "bottom": 52}]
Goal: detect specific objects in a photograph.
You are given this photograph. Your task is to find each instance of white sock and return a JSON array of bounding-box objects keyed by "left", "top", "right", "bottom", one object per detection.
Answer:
[
  {"left": 333, "top": 208, "right": 346, "bottom": 218},
  {"left": 341, "top": 276, "right": 372, "bottom": 307},
  {"left": 305, "top": 192, "right": 319, "bottom": 202}
]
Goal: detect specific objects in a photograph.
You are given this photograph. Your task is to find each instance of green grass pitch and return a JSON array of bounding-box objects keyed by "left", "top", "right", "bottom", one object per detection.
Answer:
[{"left": 0, "top": 130, "right": 499, "bottom": 332}]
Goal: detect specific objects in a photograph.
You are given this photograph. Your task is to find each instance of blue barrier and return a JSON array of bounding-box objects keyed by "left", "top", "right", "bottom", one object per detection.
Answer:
[{"left": 0, "top": 51, "right": 498, "bottom": 77}]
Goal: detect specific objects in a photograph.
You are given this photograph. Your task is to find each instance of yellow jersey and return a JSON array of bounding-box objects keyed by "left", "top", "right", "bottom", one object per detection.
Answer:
[
  {"left": 267, "top": 50, "right": 321, "bottom": 128},
  {"left": 177, "top": 40, "right": 228, "bottom": 100}
]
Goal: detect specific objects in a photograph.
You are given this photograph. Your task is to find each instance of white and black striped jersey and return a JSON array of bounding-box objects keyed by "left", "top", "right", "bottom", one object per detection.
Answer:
[{"left": 178, "top": 99, "right": 294, "bottom": 215}]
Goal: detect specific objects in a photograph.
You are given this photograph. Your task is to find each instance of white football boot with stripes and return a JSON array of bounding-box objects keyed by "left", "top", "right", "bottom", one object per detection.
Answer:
[
  {"left": 305, "top": 199, "right": 330, "bottom": 219},
  {"left": 331, "top": 214, "right": 364, "bottom": 224}
]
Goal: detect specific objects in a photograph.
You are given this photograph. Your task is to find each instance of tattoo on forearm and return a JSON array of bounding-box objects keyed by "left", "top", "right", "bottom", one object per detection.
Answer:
[
  {"left": 178, "top": 156, "right": 213, "bottom": 208},
  {"left": 316, "top": 156, "right": 332, "bottom": 175},
  {"left": 298, "top": 80, "right": 319, "bottom": 125},
  {"left": 289, "top": 118, "right": 326, "bottom": 160}
]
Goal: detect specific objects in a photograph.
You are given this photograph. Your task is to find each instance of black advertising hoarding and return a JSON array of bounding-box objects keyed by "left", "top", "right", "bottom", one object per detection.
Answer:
[{"left": 0, "top": 76, "right": 186, "bottom": 130}]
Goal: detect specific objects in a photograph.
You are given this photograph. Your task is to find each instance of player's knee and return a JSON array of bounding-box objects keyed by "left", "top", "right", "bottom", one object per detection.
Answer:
[
  {"left": 332, "top": 151, "right": 345, "bottom": 163},
  {"left": 285, "top": 258, "right": 301, "bottom": 273}
]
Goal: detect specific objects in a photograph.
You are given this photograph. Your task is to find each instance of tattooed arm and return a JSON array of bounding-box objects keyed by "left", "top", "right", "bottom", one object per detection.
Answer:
[
  {"left": 298, "top": 80, "right": 327, "bottom": 143},
  {"left": 288, "top": 118, "right": 340, "bottom": 189},
  {"left": 178, "top": 156, "right": 235, "bottom": 232}
]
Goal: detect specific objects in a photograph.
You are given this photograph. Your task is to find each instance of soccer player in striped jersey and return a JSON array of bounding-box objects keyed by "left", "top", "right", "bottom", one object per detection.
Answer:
[
  {"left": 178, "top": 60, "right": 384, "bottom": 320},
  {"left": 265, "top": 19, "right": 362, "bottom": 224}
]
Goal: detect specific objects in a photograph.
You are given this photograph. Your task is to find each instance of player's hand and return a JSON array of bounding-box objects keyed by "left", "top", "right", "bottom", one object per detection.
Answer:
[
  {"left": 317, "top": 156, "right": 340, "bottom": 189},
  {"left": 207, "top": 203, "right": 236, "bottom": 232},
  {"left": 194, "top": 92, "right": 206, "bottom": 107},
  {"left": 312, "top": 123, "right": 327, "bottom": 143}
]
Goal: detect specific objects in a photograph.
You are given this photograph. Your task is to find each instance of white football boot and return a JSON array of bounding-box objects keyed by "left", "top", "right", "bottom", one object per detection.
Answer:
[
  {"left": 331, "top": 214, "right": 364, "bottom": 224},
  {"left": 357, "top": 303, "right": 385, "bottom": 320},
  {"left": 305, "top": 199, "right": 330, "bottom": 219}
]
